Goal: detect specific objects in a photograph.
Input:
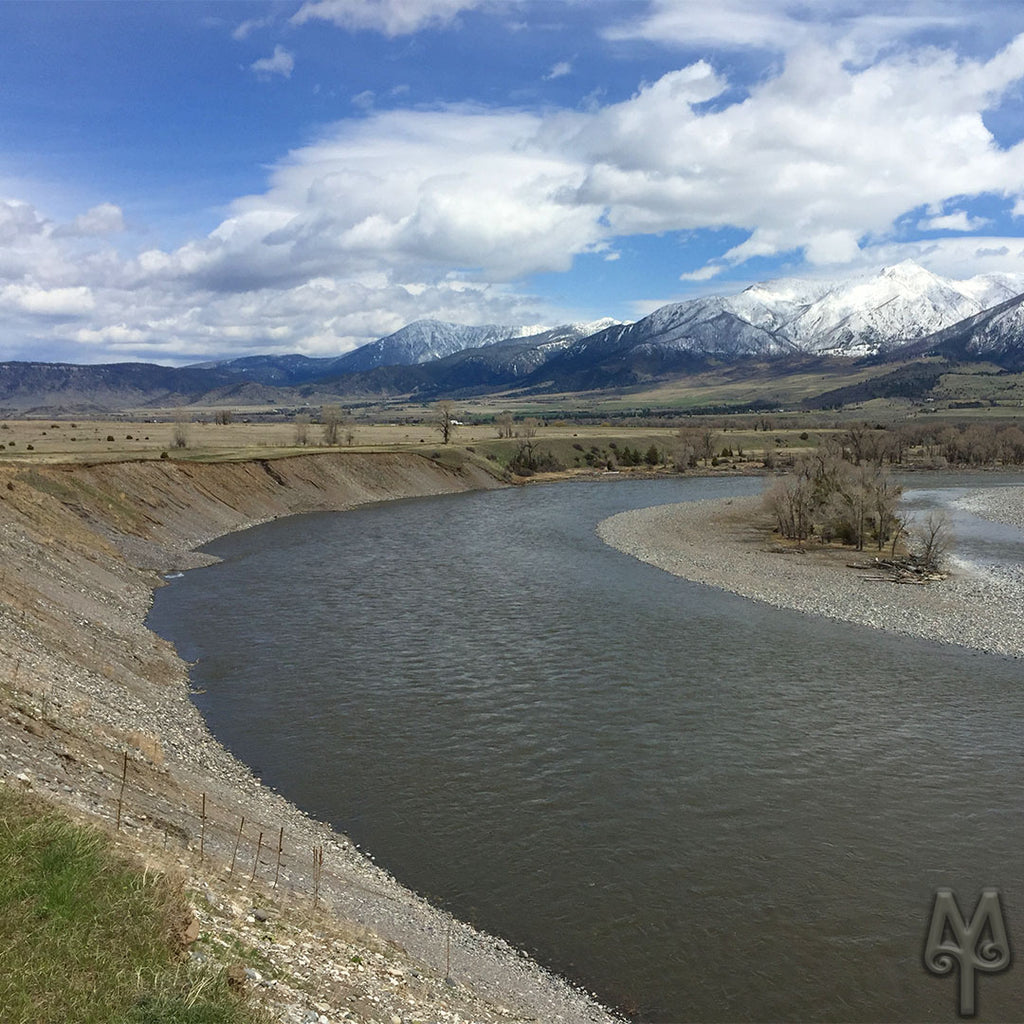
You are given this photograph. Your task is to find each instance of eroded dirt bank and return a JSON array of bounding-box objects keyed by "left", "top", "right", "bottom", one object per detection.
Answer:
[{"left": 0, "top": 452, "right": 620, "bottom": 1024}]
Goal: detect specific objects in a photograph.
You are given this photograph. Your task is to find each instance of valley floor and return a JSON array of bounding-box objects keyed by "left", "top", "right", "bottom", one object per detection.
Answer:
[{"left": 597, "top": 487, "right": 1024, "bottom": 659}]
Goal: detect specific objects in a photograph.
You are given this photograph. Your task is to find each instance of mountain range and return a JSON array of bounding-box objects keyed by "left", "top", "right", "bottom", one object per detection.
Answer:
[{"left": 4, "top": 261, "right": 1024, "bottom": 413}]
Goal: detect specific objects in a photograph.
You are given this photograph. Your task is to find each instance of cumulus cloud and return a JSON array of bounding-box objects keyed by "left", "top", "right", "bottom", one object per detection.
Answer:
[
  {"left": 7, "top": 29, "right": 1024, "bottom": 363},
  {"left": 250, "top": 45, "right": 294, "bottom": 79},
  {"left": 918, "top": 210, "right": 992, "bottom": 232},
  {"left": 53, "top": 203, "right": 125, "bottom": 238},
  {"left": 545, "top": 61, "right": 572, "bottom": 80},
  {"left": 0, "top": 283, "right": 95, "bottom": 316},
  {"left": 291, "top": 0, "right": 484, "bottom": 37},
  {"left": 561, "top": 38, "right": 1024, "bottom": 270}
]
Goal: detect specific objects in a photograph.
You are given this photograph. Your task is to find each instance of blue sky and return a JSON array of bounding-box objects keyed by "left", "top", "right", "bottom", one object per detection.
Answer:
[{"left": 5, "top": 1, "right": 1024, "bottom": 364}]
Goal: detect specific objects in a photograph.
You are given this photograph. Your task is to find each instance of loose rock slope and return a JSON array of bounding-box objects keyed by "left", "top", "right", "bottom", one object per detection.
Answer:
[{"left": 0, "top": 451, "right": 620, "bottom": 1024}]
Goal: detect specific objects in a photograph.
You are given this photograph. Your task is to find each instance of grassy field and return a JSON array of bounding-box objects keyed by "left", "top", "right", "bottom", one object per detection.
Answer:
[
  {"left": 0, "top": 412, "right": 824, "bottom": 470},
  {"left": 3, "top": 396, "right": 1024, "bottom": 472},
  {"left": 0, "top": 785, "right": 267, "bottom": 1024}
]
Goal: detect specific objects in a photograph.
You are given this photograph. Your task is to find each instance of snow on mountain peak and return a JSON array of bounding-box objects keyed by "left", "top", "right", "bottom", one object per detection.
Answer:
[{"left": 611, "top": 260, "right": 1024, "bottom": 361}]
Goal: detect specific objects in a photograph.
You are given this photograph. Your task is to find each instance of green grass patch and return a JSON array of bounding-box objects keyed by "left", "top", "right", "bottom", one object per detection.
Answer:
[{"left": 0, "top": 786, "right": 267, "bottom": 1024}]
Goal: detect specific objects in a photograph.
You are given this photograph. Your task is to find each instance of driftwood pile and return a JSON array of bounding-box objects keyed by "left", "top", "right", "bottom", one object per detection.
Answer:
[{"left": 848, "top": 555, "right": 947, "bottom": 584}]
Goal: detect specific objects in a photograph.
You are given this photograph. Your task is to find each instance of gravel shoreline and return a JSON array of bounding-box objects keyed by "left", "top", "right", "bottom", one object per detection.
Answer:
[
  {"left": 0, "top": 454, "right": 622, "bottom": 1024},
  {"left": 597, "top": 486, "right": 1024, "bottom": 659}
]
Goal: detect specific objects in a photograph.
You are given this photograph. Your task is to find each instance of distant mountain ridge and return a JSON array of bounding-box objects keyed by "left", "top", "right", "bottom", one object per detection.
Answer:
[
  {"left": 571, "top": 260, "right": 1024, "bottom": 364},
  {"left": 4, "top": 263, "right": 1024, "bottom": 411}
]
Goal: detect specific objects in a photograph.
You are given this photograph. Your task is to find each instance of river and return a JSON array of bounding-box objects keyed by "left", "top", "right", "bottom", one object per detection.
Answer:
[{"left": 147, "top": 474, "right": 1024, "bottom": 1022}]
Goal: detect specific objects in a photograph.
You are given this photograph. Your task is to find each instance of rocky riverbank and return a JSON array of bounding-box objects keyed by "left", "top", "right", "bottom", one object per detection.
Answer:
[
  {"left": 0, "top": 452, "right": 621, "bottom": 1024},
  {"left": 597, "top": 487, "right": 1024, "bottom": 659}
]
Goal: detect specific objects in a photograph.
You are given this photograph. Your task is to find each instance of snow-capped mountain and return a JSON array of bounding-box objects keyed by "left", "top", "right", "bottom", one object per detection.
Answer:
[
  {"left": 6, "top": 261, "right": 1024, "bottom": 412},
  {"left": 591, "top": 260, "right": 1024, "bottom": 362},
  {"left": 330, "top": 319, "right": 553, "bottom": 373},
  {"left": 905, "top": 290, "right": 1024, "bottom": 369}
]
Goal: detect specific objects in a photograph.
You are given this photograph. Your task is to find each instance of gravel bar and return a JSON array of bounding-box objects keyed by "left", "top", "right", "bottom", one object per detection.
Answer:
[{"left": 597, "top": 488, "right": 1024, "bottom": 659}]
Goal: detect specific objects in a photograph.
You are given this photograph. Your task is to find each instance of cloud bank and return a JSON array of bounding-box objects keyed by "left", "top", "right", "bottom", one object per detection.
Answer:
[{"left": 5, "top": 23, "right": 1024, "bottom": 363}]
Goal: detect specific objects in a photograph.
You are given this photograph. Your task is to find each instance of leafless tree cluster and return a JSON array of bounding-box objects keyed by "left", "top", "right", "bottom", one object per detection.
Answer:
[
  {"left": 320, "top": 404, "right": 345, "bottom": 445},
  {"left": 495, "top": 411, "right": 515, "bottom": 438},
  {"left": 763, "top": 446, "right": 903, "bottom": 552},
  {"left": 674, "top": 426, "right": 717, "bottom": 470},
  {"left": 837, "top": 421, "right": 1024, "bottom": 469}
]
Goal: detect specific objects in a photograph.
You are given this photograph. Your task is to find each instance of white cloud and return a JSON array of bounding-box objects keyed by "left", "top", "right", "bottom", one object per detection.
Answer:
[
  {"left": 0, "top": 200, "right": 47, "bottom": 245},
  {"left": 856, "top": 235, "right": 1024, "bottom": 279},
  {"left": 680, "top": 264, "right": 725, "bottom": 282},
  {"left": 605, "top": 0, "right": 814, "bottom": 51},
  {"left": 562, "top": 38, "right": 1024, "bottom": 270},
  {"left": 0, "top": 283, "right": 95, "bottom": 316},
  {"left": 918, "top": 210, "right": 992, "bottom": 232},
  {"left": 8, "top": 29, "right": 1024, "bottom": 363},
  {"left": 605, "top": 0, "right": 983, "bottom": 54},
  {"left": 291, "top": 0, "right": 484, "bottom": 37},
  {"left": 232, "top": 15, "right": 274, "bottom": 40},
  {"left": 250, "top": 45, "right": 294, "bottom": 79},
  {"left": 545, "top": 61, "right": 572, "bottom": 80},
  {"left": 53, "top": 203, "right": 125, "bottom": 237}
]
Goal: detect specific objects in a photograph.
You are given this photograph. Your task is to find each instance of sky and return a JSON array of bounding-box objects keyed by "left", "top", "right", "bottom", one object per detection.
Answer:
[{"left": 6, "top": 1, "right": 1024, "bottom": 365}]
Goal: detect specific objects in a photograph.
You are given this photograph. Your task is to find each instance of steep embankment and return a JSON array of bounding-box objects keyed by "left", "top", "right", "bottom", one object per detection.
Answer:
[{"left": 0, "top": 452, "right": 619, "bottom": 1024}]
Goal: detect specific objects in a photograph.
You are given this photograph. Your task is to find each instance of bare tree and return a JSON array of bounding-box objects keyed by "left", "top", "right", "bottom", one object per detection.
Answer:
[
  {"left": 496, "top": 411, "right": 514, "bottom": 439},
  {"left": 676, "top": 426, "right": 716, "bottom": 467},
  {"left": 293, "top": 414, "right": 310, "bottom": 446},
  {"left": 869, "top": 469, "right": 903, "bottom": 551},
  {"left": 434, "top": 400, "right": 458, "bottom": 444},
  {"left": 171, "top": 409, "right": 190, "bottom": 449},
  {"left": 321, "top": 404, "right": 343, "bottom": 446},
  {"left": 763, "top": 472, "right": 815, "bottom": 543},
  {"left": 517, "top": 417, "right": 540, "bottom": 440},
  {"left": 914, "top": 510, "right": 953, "bottom": 570},
  {"left": 673, "top": 437, "right": 697, "bottom": 471}
]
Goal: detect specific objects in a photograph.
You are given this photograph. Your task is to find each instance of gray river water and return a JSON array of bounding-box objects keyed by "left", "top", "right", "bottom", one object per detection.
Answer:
[{"left": 147, "top": 475, "right": 1024, "bottom": 1022}]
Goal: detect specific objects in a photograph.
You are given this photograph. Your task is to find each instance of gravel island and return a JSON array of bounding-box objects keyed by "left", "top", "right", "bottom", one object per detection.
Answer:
[{"left": 597, "top": 487, "right": 1024, "bottom": 660}]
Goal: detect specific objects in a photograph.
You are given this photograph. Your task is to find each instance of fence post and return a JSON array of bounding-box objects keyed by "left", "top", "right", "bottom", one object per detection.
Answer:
[
  {"left": 230, "top": 816, "right": 245, "bottom": 874},
  {"left": 115, "top": 751, "right": 128, "bottom": 831},
  {"left": 199, "top": 794, "right": 207, "bottom": 863},
  {"left": 273, "top": 827, "right": 284, "bottom": 889},
  {"left": 251, "top": 831, "right": 263, "bottom": 883}
]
